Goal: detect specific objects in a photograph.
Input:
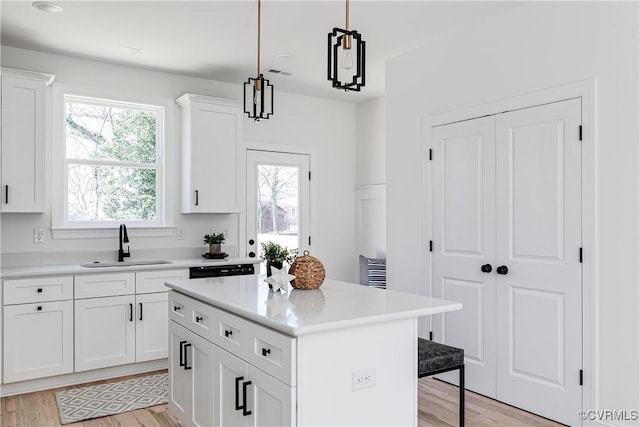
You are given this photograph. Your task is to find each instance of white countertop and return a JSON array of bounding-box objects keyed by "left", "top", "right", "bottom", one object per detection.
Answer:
[
  {"left": 1, "top": 257, "right": 260, "bottom": 279},
  {"left": 166, "top": 275, "right": 462, "bottom": 336}
]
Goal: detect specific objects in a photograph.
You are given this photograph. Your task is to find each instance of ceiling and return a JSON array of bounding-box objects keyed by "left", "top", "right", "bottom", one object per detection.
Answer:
[{"left": 0, "top": 1, "right": 522, "bottom": 103}]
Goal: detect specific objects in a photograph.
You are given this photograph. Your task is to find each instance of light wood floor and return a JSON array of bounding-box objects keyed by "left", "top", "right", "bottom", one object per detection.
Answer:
[{"left": 0, "top": 371, "right": 565, "bottom": 427}]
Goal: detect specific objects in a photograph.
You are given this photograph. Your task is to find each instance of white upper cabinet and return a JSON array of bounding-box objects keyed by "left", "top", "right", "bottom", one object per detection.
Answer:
[
  {"left": 175, "top": 94, "right": 245, "bottom": 213},
  {"left": 1, "top": 68, "right": 54, "bottom": 213}
]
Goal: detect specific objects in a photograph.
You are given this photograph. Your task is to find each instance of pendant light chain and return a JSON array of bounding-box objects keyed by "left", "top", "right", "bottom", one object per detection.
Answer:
[
  {"left": 345, "top": 0, "right": 349, "bottom": 30},
  {"left": 257, "top": 0, "right": 261, "bottom": 78}
]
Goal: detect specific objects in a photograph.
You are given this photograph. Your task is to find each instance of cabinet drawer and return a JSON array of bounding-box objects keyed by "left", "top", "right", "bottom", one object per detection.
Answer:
[
  {"left": 213, "top": 308, "right": 250, "bottom": 359},
  {"left": 247, "top": 322, "right": 296, "bottom": 386},
  {"left": 75, "top": 272, "right": 135, "bottom": 299},
  {"left": 3, "top": 276, "right": 73, "bottom": 304},
  {"left": 136, "top": 269, "right": 188, "bottom": 294},
  {"left": 169, "top": 291, "right": 215, "bottom": 342}
]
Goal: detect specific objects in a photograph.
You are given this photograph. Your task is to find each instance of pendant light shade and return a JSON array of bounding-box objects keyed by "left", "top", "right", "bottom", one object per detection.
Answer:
[
  {"left": 327, "top": 0, "right": 365, "bottom": 91},
  {"left": 244, "top": 0, "right": 274, "bottom": 120}
]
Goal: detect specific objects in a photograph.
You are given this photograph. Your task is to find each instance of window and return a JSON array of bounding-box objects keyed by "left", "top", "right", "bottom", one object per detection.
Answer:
[{"left": 60, "top": 95, "right": 164, "bottom": 227}]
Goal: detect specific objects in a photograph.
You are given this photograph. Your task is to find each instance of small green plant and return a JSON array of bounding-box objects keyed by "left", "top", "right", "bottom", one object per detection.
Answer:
[
  {"left": 203, "top": 232, "right": 225, "bottom": 245},
  {"left": 260, "top": 241, "right": 297, "bottom": 264}
]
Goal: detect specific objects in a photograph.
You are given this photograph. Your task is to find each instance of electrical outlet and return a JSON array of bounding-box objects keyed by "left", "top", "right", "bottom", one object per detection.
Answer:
[
  {"left": 177, "top": 227, "right": 185, "bottom": 240},
  {"left": 33, "top": 228, "right": 45, "bottom": 243},
  {"left": 352, "top": 368, "right": 376, "bottom": 391}
]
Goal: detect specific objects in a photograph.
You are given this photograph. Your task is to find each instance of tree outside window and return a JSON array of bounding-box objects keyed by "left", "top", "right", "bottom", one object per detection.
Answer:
[{"left": 64, "top": 96, "right": 162, "bottom": 224}]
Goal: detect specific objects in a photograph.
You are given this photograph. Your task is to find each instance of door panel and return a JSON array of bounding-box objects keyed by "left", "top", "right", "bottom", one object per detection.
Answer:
[
  {"left": 431, "top": 116, "right": 497, "bottom": 397},
  {"left": 495, "top": 98, "right": 582, "bottom": 425},
  {"left": 214, "top": 346, "right": 247, "bottom": 427},
  {"left": 246, "top": 150, "right": 310, "bottom": 272}
]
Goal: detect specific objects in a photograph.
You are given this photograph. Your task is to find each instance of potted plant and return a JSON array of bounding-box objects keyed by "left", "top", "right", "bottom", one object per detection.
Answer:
[
  {"left": 203, "top": 232, "right": 225, "bottom": 254},
  {"left": 260, "top": 242, "right": 297, "bottom": 276}
]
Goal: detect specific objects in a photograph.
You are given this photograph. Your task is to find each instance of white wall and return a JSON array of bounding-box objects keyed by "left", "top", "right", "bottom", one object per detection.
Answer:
[
  {"left": 0, "top": 46, "right": 356, "bottom": 281},
  {"left": 356, "top": 97, "right": 385, "bottom": 187},
  {"left": 386, "top": 2, "right": 639, "bottom": 422}
]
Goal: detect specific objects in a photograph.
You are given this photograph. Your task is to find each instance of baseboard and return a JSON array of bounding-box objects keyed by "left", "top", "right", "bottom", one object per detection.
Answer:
[{"left": 0, "top": 359, "right": 167, "bottom": 397}]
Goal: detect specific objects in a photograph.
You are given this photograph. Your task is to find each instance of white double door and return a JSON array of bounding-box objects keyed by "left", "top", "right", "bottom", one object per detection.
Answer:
[{"left": 431, "top": 98, "right": 582, "bottom": 425}]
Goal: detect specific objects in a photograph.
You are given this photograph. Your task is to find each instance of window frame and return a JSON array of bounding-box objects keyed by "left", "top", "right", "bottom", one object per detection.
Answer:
[{"left": 51, "top": 84, "right": 174, "bottom": 239}]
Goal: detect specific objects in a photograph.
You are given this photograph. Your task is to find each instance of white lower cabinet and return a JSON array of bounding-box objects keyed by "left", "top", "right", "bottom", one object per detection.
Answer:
[
  {"left": 168, "top": 321, "right": 215, "bottom": 427},
  {"left": 3, "top": 300, "right": 73, "bottom": 383},
  {"left": 75, "top": 295, "right": 136, "bottom": 371},
  {"left": 169, "top": 290, "right": 296, "bottom": 427},
  {"left": 2, "top": 276, "right": 74, "bottom": 383},
  {"left": 136, "top": 292, "right": 170, "bottom": 362},
  {"left": 214, "top": 345, "right": 294, "bottom": 427}
]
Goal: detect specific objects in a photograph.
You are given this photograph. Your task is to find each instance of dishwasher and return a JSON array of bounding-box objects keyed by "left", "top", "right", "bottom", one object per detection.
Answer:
[{"left": 188, "top": 263, "right": 255, "bottom": 279}]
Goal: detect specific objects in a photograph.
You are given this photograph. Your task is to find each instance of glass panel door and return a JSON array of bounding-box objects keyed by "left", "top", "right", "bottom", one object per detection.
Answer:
[{"left": 246, "top": 150, "right": 310, "bottom": 273}]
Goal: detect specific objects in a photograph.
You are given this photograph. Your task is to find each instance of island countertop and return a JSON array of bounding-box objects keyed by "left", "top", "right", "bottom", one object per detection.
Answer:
[{"left": 165, "top": 275, "right": 462, "bottom": 336}]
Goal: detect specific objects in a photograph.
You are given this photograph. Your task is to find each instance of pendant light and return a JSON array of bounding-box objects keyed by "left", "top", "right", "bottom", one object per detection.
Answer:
[
  {"left": 244, "top": 0, "right": 274, "bottom": 120},
  {"left": 327, "top": 0, "right": 365, "bottom": 91}
]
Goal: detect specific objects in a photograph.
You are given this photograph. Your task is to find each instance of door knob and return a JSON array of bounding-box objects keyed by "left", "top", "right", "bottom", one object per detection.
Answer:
[
  {"left": 496, "top": 265, "right": 509, "bottom": 275},
  {"left": 248, "top": 239, "right": 255, "bottom": 245},
  {"left": 481, "top": 264, "right": 492, "bottom": 273}
]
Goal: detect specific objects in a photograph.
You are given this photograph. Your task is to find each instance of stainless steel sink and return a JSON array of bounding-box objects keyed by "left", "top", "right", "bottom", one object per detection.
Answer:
[{"left": 80, "top": 260, "right": 172, "bottom": 268}]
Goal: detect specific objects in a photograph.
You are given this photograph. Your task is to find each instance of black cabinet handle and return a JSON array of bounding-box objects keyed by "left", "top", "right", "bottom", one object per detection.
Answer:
[
  {"left": 183, "top": 343, "right": 192, "bottom": 370},
  {"left": 195, "top": 316, "right": 203, "bottom": 323},
  {"left": 195, "top": 190, "right": 199, "bottom": 206},
  {"left": 248, "top": 239, "right": 255, "bottom": 245},
  {"left": 235, "top": 376, "right": 244, "bottom": 410},
  {"left": 481, "top": 264, "right": 492, "bottom": 273},
  {"left": 261, "top": 348, "right": 271, "bottom": 357},
  {"left": 497, "top": 265, "right": 509, "bottom": 275},
  {"left": 242, "top": 381, "right": 252, "bottom": 416},
  {"left": 174, "top": 305, "right": 181, "bottom": 312},
  {"left": 129, "top": 303, "right": 133, "bottom": 321},
  {"left": 4, "top": 185, "right": 8, "bottom": 204},
  {"left": 179, "top": 340, "right": 186, "bottom": 367},
  {"left": 37, "top": 306, "right": 42, "bottom": 311},
  {"left": 225, "top": 329, "right": 233, "bottom": 338},
  {"left": 248, "top": 251, "right": 256, "bottom": 258},
  {"left": 139, "top": 302, "right": 143, "bottom": 321},
  {"left": 37, "top": 288, "right": 43, "bottom": 293}
]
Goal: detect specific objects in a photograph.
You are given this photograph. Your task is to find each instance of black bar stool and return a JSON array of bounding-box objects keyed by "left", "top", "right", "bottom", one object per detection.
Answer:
[{"left": 417, "top": 337, "right": 465, "bottom": 426}]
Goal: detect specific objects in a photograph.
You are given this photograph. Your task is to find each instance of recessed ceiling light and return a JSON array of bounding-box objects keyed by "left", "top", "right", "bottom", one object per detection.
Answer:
[
  {"left": 117, "top": 47, "right": 140, "bottom": 56},
  {"left": 32, "top": 1, "right": 64, "bottom": 13}
]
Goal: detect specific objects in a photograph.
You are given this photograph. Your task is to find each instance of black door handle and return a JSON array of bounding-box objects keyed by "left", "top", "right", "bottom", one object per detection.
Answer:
[
  {"left": 139, "top": 302, "right": 143, "bottom": 321},
  {"left": 195, "top": 190, "right": 199, "bottom": 206},
  {"left": 179, "top": 340, "right": 187, "bottom": 367},
  {"left": 4, "top": 185, "right": 8, "bottom": 204},
  {"left": 242, "top": 381, "right": 252, "bottom": 416},
  {"left": 481, "top": 264, "right": 492, "bottom": 273},
  {"left": 129, "top": 303, "right": 133, "bottom": 321},
  {"left": 497, "top": 265, "right": 509, "bottom": 275},
  {"left": 183, "top": 343, "right": 192, "bottom": 370},
  {"left": 235, "top": 376, "right": 244, "bottom": 410}
]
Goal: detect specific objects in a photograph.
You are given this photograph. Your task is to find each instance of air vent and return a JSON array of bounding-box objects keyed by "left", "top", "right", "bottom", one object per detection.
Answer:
[{"left": 266, "top": 68, "right": 292, "bottom": 76}]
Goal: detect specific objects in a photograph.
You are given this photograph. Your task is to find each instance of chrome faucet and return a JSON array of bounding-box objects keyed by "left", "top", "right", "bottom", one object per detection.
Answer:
[{"left": 118, "top": 223, "right": 130, "bottom": 262}]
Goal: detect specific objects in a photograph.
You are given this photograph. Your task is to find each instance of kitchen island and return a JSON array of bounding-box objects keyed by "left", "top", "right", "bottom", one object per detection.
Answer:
[{"left": 165, "top": 275, "right": 462, "bottom": 427}]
